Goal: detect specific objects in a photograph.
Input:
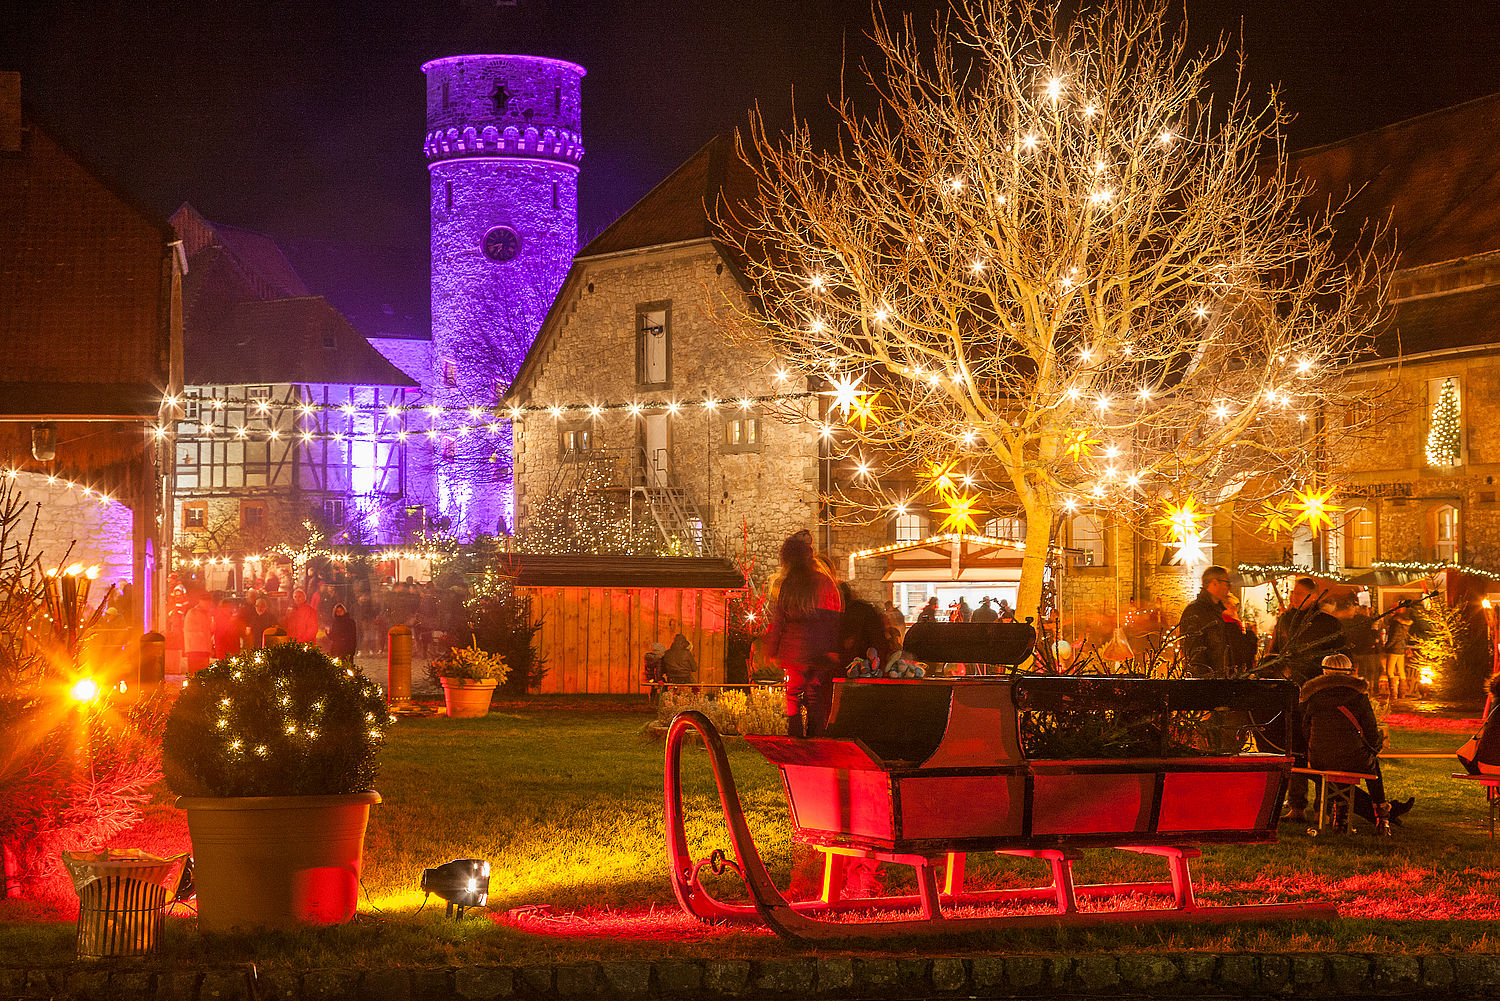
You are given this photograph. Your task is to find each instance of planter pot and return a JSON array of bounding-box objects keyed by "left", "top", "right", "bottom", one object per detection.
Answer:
[
  {"left": 177, "top": 791, "right": 380, "bottom": 931},
  {"left": 441, "top": 677, "right": 498, "bottom": 718}
]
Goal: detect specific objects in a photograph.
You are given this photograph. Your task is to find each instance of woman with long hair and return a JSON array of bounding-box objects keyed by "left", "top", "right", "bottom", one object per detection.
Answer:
[{"left": 763, "top": 530, "right": 843, "bottom": 737}]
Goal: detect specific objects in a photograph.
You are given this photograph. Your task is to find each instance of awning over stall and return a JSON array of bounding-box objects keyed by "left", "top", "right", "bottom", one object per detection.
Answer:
[{"left": 851, "top": 533, "right": 1025, "bottom": 583}]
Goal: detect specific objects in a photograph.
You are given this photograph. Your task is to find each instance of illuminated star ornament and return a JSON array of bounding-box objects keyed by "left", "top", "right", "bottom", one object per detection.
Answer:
[
  {"left": 846, "top": 389, "right": 883, "bottom": 430},
  {"left": 1062, "top": 428, "right": 1100, "bottom": 462},
  {"left": 922, "top": 458, "right": 962, "bottom": 496},
  {"left": 933, "top": 490, "right": 987, "bottom": 535},
  {"left": 1292, "top": 486, "right": 1341, "bottom": 533},
  {"left": 1156, "top": 497, "right": 1212, "bottom": 566},
  {"left": 823, "top": 373, "right": 867, "bottom": 420}
]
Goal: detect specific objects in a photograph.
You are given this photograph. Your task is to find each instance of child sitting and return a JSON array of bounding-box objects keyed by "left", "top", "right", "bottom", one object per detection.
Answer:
[{"left": 1300, "top": 653, "right": 1414, "bottom": 834}]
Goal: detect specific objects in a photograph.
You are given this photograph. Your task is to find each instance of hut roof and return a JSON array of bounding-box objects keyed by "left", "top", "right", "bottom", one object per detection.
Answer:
[{"left": 498, "top": 554, "right": 746, "bottom": 590}]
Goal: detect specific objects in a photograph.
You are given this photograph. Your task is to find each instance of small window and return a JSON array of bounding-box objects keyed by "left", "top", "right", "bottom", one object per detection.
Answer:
[
  {"left": 183, "top": 502, "right": 207, "bottom": 531},
  {"left": 560, "top": 426, "right": 597, "bottom": 458},
  {"left": 323, "top": 498, "right": 345, "bottom": 528},
  {"left": 247, "top": 386, "right": 272, "bottom": 425},
  {"left": 183, "top": 391, "right": 201, "bottom": 420},
  {"left": 895, "top": 512, "right": 927, "bottom": 543},
  {"left": 552, "top": 181, "right": 559, "bottom": 210},
  {"left": 444, "top": 360, "right": 458, "bottom": 387},
  {"left": 723, "top": 415, "right": 762, "bottom": 453},
  {"left": 240, "top": 500, "right": 267, "bottom": 531},
  {"left": 445, "top": 181, "right": 453, "bottom": 212},
  {"left": 636, "top": 303, "right": 670, "bottom": 387},
  {"left": 1425, "top": 376, "right": 1463, "bottom": 467},
  {"left": 553, "top": 84, "right": 561, "bottom": 112},
  {"left": 984, "top": 515, "right": 1025, "bottom": 541},
  {"left": 1070, "top": 513, "right": 1106, "bottom": 567},
  {"left": 1434, "top": 504, "right": 1459, "bottom": 562},
  {"left": 441, "top": 80, "right": 450, "bottom": 108}
]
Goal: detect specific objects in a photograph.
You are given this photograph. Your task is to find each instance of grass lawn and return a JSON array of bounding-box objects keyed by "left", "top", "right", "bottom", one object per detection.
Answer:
[{"left": 3, "top": 698, "right": 1499, "bottom": 968}]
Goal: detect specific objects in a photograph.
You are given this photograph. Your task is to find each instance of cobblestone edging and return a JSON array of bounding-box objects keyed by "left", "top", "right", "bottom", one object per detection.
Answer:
[{"left": 5, "top": 953, "right": 1500, "bottom": 1001}]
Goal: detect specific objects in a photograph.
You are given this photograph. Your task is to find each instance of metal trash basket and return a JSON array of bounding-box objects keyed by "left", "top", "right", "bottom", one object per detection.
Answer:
[{"left": 62, "top": 850, "right": 188, "bottom": 959}]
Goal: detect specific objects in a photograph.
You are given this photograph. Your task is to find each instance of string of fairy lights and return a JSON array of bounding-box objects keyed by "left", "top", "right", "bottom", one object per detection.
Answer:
[{"left": 153, "top": 388, "right": 819, "bottom": 444}]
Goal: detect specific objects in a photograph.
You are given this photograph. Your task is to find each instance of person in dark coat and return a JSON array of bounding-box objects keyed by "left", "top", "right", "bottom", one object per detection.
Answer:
[
  {"left": 242, "top": 596, "right": 278, "bottom": 648},
  {"left": 1176, "top": 565, "right": 1238, "bottom": 677},
  {"left": 1381, "top": 608, "right": 1413, "bottom": 699},
  {"left": 327, "top": 603, "right": 359, "bottom": 668},
  {"left": 1459, "top": 673, "right": 1500, "bottom": 775},
  {"left": 1265, "top": 578, "right": 1350, "bottom": 685},
  {"left": 1300, "top": 654, "right": 1413, "bottom": 833},
  {"left": 763, "top": 530, "right": 843, "bottom": 737},
  {"left": 916, "top": 597, "right": 940, "bottom": 623},
  {"left": 661, "top": 634, "right": 699, "bottom": 685},
  {"left": 971, "top": 597, "right": 999, "bottom": 624},
  {"left": 838, "top": 582, "right": 898, "bottom": 673},
  {"left": 1267, "top": 578, "right": 1351, "bottom": 822}
]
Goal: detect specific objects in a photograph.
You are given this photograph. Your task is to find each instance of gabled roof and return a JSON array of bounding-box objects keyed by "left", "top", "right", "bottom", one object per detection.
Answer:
[
  {"left": 497, "top": 554, "right": 746, "bottom": 590},
  {"left": 187, "top": 297, "right": 417, "bottom": 387},
  {"left": 172, "top": 209, "right": 417, "bottom": 388},
  {"left": 578, "top": 134, "right": 759, "bottom": 259},
  {"left": 507, "top": 137, "right": 759, "bottom": 401},
  {"left": 1290, "top": 92, "right": 1500, "bottom": 271}
]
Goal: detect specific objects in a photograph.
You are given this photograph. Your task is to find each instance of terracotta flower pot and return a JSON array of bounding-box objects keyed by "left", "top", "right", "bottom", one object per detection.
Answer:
[
  {"left": 177, "top": 791, "right": 380, "bottom": 931},
  {"left": 441, "top": 677, "right": 498, "bottom": 718}
]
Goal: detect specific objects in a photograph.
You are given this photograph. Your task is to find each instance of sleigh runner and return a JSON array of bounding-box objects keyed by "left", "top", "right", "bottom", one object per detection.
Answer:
[{"left": 664, "top": 622, "right": 1337, "bottom": 942}]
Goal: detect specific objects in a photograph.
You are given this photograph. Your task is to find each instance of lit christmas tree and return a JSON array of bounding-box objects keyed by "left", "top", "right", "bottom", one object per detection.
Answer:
[
  {"left": 1425, "top": 378, "right": 1461, "bottom": 466},
  {"left": 720, "top": 0, "right": 1393, "bottom": 613}
]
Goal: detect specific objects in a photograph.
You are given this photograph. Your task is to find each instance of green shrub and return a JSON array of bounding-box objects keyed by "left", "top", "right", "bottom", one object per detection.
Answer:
[
  {"left": 657, "top": 686, "right": 786, "bottom": 736},
  {"left": 429, "top": 639, "right": 508, "bottom": 683},
  {"left": 163, "top": 644, "right": 386, "bottom": 797}
]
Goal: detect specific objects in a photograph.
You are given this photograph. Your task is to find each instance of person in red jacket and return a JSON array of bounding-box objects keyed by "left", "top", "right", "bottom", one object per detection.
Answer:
[
  {"left": 762, "top": 530, "right": 843, "bottom": 737},
  {"left": 282, "top": 588, "right": 319, "bottom": 644}
]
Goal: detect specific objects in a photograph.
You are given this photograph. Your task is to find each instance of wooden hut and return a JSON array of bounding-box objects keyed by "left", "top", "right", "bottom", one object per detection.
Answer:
[{"left": 504, "top": 555, "right": 745, "bottom": 695}]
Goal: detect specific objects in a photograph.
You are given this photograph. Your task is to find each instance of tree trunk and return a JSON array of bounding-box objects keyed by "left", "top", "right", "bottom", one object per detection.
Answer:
[{"left": 1016, "top": 499, "right": 1056, "bottom": 622}]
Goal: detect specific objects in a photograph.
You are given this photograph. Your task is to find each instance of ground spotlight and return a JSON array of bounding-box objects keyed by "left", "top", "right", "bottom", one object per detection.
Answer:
[{"left": 420, "top": 858, "right": 490, "bottom": 918}]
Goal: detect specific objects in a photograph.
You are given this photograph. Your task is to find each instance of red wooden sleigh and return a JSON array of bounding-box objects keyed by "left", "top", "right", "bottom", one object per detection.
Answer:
[{"left": 664, "top": 623, "right": 1336, "bottom": 942}]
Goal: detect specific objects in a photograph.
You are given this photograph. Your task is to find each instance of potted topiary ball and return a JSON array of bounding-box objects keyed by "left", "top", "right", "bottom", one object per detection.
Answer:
[
  {"left": 431, "top": 639, "right": 508, "bottom": 718},
  {"left": 163, "top": 643, "right": 387, "bottom": 931}
]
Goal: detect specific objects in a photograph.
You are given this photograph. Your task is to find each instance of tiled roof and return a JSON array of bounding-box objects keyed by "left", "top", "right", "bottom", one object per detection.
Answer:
[
  {"left": 1290, "top": 92, "right": 1500, "bottom": 271},
  {"left": 579, "top": 135, "right": 759, "bottom": 258},
  {"left": 497, "top": 554, "right": 746, "bottom": 590},
  {"left": 187, "top": 297, "right": 417, "bottom": 387},
  {"left": 173, "top": 209, "right": 418, "bottom": 388},
  {"left": 1375, "top": 282, "right": 1500, "bottom": 358},
  {"left": 0, "top": 114, "right": 173, "bottom": 406}
]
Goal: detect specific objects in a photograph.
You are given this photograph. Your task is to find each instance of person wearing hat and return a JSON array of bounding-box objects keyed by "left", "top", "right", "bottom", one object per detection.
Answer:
[
  {"left": 1300, "top": 653, "right": 1414, "bottom": 834},
  {"left": 971, "top": 597, "right": 999, "bottom": 624}
]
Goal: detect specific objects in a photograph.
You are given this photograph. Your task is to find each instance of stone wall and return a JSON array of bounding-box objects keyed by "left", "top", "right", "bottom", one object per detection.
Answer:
[
  {"left": 13, "top": 471, "right": 134, "bottom": 594},
  {"left": 1339, "top": 353, "right": 1500, "bottom": 571}
]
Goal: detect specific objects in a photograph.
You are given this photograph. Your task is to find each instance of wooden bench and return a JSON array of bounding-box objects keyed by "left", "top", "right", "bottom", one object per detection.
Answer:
[
  {"left": 1451, "top": 773, "right": 1500, "bottom": 839},
  {"left": 1291, "top": 767, "right": 1378, "bottom": 833}
]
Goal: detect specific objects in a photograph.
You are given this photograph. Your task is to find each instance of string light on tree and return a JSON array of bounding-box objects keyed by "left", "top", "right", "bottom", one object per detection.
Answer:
[{"left": 1425, "top": 377, "right": 1462, "bottom": 466}]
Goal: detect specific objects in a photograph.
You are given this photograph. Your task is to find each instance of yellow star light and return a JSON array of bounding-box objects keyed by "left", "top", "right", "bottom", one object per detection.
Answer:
[
  {"left": 933, "top": 491, "right": 986, "bottom": 535},
  {"left": 1292, "top": 486, "right": 1341, "bottom": 534},
  {"left": 1154, "top": 497, "right": 1204, "bottom": 545},
  {"left": 922, "top": 458, "right": 962, "bottom": 496},
  {"left": 1062, "top": 427, "right": 1101, "bottom": 462},
  {"left": 847, "top": 389, "right": 883, "bottom": 430},
  {"left": 1255, "top": 498, "right": 1296, "bottom": 537}
]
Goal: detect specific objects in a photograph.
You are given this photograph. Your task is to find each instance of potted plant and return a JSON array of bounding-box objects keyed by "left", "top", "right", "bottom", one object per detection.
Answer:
[
  {"left": 162, "top": 643, "right": 386, "bottom": 931},
  {"left": 430, "top": 639, "right": 508, "bottom": 718}
]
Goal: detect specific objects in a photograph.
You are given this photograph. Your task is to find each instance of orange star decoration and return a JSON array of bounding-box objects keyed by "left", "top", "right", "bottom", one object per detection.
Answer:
[
  {"left": 846, "top": 389, "right": 883, "bottom": 430},
  {"left": 1292, "top": 486, "right": 1341, "bottom": 533},
  {"left": 933, "top": 490, "right": 987, "bottom": 535},
  {"left": 1062, "top": 427, "right": 1101, "bottom": 462},
  {"left": 922, "top": 458, "right": 961, "bottom": 495}
]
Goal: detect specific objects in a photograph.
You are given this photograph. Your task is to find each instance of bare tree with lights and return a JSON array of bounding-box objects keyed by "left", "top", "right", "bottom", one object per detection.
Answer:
[{"left": 718, "top": 0, "right": 1392, "bottom": 616}]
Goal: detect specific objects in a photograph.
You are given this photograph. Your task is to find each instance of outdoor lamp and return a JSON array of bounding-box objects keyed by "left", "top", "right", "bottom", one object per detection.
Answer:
[{"left": 420, "top": 858, "right": 490, "bottom": 918}]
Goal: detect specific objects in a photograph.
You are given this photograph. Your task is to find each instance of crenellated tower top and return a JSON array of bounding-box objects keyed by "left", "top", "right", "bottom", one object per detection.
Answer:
[{"left": 422, "top": 54, "right": 585, "bottom": 166}]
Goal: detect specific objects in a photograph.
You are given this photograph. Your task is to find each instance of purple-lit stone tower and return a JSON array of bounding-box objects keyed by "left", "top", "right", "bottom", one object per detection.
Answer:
[{"left": 423, "top": 54, "right": 585, "bottom": 536}]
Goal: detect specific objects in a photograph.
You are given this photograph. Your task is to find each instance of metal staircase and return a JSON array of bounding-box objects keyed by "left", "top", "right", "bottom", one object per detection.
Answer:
[{"left": 630, "top": 447, "right": 710, "bottom": 556}]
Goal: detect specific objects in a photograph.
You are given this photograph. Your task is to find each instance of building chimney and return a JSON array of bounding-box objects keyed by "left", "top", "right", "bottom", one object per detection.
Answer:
[{"left": 0, "top": 72, "right": 19, "bottom": 153}]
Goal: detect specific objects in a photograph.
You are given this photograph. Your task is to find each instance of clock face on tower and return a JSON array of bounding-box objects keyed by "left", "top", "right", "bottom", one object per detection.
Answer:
[{"left": 481, "top": 225, "right": 523, "bottom": 263}]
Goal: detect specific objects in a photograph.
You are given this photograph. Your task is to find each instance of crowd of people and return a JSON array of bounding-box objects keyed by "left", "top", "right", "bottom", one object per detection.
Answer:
[{"left": 166, "top": 575, "right": 466, "bottom": 673}]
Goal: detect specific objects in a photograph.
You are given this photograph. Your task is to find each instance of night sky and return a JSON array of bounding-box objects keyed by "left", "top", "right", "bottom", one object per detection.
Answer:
[{"left": 6, "top": 1, "right": 1499, "bottom": 266}]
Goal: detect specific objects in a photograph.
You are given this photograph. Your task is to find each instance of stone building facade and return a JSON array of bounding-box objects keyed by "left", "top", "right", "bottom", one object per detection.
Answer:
[{"left": 507, "top": 138, "right": 891, "bottom": 592}]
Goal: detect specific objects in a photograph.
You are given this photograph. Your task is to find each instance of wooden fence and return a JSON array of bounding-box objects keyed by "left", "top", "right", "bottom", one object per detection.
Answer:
[{"left": 523, "top": 585, "right": 729, "bottom": 695}]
